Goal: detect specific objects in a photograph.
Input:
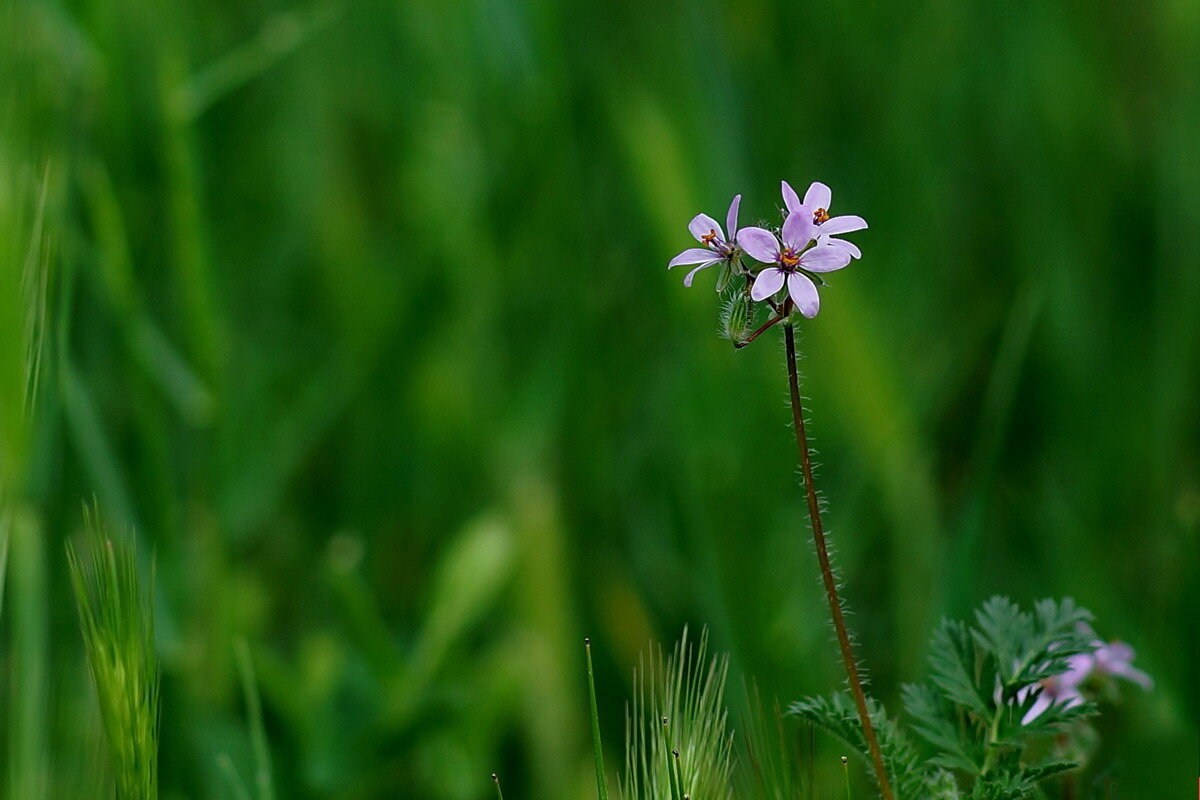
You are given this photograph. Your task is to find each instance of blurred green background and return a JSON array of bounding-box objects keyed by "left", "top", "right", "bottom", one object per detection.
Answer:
[{"left": 2, "top": 0, "right": 1197, "bottom": 797}]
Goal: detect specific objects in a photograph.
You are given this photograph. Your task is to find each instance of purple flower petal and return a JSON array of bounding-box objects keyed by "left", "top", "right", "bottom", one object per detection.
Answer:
[
  {"left": 1095, "top": 642, "right": 1154, "bottom": 689},
  {"left": 669, "top": 247, "right": 718, "bottom": 268},
  {"left": 1021, "top": 691, "right": 1053, "bottom": 725},
  {"left": 1060, "top": 653, "right": 1095, "bottom": 688},
  {"left": 799, "top": 244, "right": 852, "bottom": 273},
  {"left": 821, "top": 236, "right": 862, "bottom": 259},
  {"left": 781, "top": 211, "right": 816, "bottom": 249},
  {"left": 787, "top": 273, "right": 820, "bottom": 318},
  {"left": 804, "top": 181, "right": 832, "bottom": 211},
  {"left": 1109, "top": 662, "right": 1154, "bottom": 690},
  {"left": 725, "top": 194, "right": 742, "bottom": 239},
  {"left": 750, "top": 267, "right": 786, "bottom": 301},
  {"left": 1093, "top": 642, "right": 1134, "bottom": 671},
  {"left": 688, "top": 213, "right": 725, "bottom": 245},
  {"left": 781, "top": 181, "right": 804, "bottom": 214},
  {"left": 820, "top": 215, "right": 868, "bottom": 235},
  {"left": 683, "top": 261, "right": 718, "bottom": 287},
  {"left": 738, "top": 227, "right": 780, "bottom": 263}
]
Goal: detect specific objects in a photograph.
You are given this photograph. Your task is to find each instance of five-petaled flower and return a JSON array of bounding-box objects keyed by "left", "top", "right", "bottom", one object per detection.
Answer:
[
  {"left": 667, "top": 195, "right": 742, "bottom": 287},
  {"left": 736, "top": 211, "right": 851, "bottom": 318},
  {"left": 782, "top": 181, "right": 868, "bottom": 260}
]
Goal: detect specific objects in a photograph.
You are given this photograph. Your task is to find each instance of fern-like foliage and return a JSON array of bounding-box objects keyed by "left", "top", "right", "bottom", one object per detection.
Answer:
[
  {"left": 790, "top": 597, "right": 1100, "bottom": 800},
  {"left": 789, "top": 692, "right": 928, "bottom": 800}
]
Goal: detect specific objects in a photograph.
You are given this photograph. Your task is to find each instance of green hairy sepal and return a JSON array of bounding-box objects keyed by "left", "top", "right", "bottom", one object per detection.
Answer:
[
  {"left": 791, "top": 597, "right": 1099, "bottom": 800},
  {"left": 719, "top": 290, "right": 756, "bottom": 343}
]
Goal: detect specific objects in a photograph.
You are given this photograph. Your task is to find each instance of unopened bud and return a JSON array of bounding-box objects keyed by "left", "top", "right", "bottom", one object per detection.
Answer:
[{"left": 720, "top": 291, "right": 754, "bottom": 343}]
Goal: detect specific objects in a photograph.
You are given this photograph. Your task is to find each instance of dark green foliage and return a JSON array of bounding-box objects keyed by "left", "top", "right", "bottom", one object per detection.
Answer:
[{"left": 792, "top": 598, "right": 1102, "bottom": 800}]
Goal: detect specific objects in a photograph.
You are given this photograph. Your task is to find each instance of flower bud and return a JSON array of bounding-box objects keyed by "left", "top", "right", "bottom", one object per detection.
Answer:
[{"left": 720, "top": 291, "right": 755, "bottom": 343}]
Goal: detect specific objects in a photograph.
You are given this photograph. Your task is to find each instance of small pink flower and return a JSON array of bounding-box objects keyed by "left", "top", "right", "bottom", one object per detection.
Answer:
[
  {"left": 668, "top": 195, "right": 742, "bottom": 287},
  {"left": 1018, "top": 652, "right": 1093, "bottom": 724},
  {"left": 737, "top": 211, "right": 851, "bottom": 318},
  {"left": 1019, "top": 633, "right": 1153, "bottom": 725},
  {"left": 781, "top": 181, "right": 867, "bottom": 260}
]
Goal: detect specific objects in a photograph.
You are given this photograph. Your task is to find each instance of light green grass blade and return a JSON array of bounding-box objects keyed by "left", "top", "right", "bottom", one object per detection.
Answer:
[
  {"left": 623, "top": 630, "right": 734, "bottom": 800},
  {"left": 67, "top": 504, "right": 159, "bottom": 800}
]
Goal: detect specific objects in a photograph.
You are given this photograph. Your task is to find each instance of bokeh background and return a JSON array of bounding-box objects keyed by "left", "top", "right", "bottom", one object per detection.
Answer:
[{"left": 2, "top": 0, "right": 1197, "bottom": 797}]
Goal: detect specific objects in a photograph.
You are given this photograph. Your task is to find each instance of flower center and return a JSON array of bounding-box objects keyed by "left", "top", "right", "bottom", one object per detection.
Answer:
[
  {"left": 701, "top": 229, "right": 719, "bottom": 247},
  {"left": 779, "top": 248, "right": 801, "bottom": 267},
  {"left": 813, "top": 208, "right": 830, "bottom": 224}
]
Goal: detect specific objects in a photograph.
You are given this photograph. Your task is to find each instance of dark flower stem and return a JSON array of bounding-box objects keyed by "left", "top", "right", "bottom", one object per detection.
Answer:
[{"left": 782, "top": 312, "right": 894, "bottom": 800}]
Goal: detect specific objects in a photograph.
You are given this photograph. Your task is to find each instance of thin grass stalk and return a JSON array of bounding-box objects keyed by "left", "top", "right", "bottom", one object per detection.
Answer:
[
  {"left": 7, "top": 510, "right": 48, "bottom": 800},
  {"left": 585, "top": 638, "right": 610, "bottom": 800},
  {"left": 234, "top": 639, "right": 275, "bottom": 800}
]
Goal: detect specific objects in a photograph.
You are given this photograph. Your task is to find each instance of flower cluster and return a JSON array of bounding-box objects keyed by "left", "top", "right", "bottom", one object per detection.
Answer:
[
  {"left": 669, "top": 181, "right": 867, "bottom": 323},
  {"left": 1019, "top": 628, "right": 1153, "bottom": 725}
]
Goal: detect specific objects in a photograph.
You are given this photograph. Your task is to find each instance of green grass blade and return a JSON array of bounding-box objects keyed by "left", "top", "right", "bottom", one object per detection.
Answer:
[
  {"left": 217, "top": 754, "right": 254, "bottom": 800},
  {"left": 585, "top": 637, "right": 610, "bottom": 800},
  {"left": 234, "top": 639, "right": 276, "bottom": 800},
  {"left": 0, "top": 514, "right": 9, "bottom": 621},
  {"left": 7, "top": 509, "right": 48, "bottom": 800}
]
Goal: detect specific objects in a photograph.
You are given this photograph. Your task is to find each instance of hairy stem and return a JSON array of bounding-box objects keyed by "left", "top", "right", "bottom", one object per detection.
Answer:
[{"left": 783, "top": 318, "right": 894, "bottom": 800}]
